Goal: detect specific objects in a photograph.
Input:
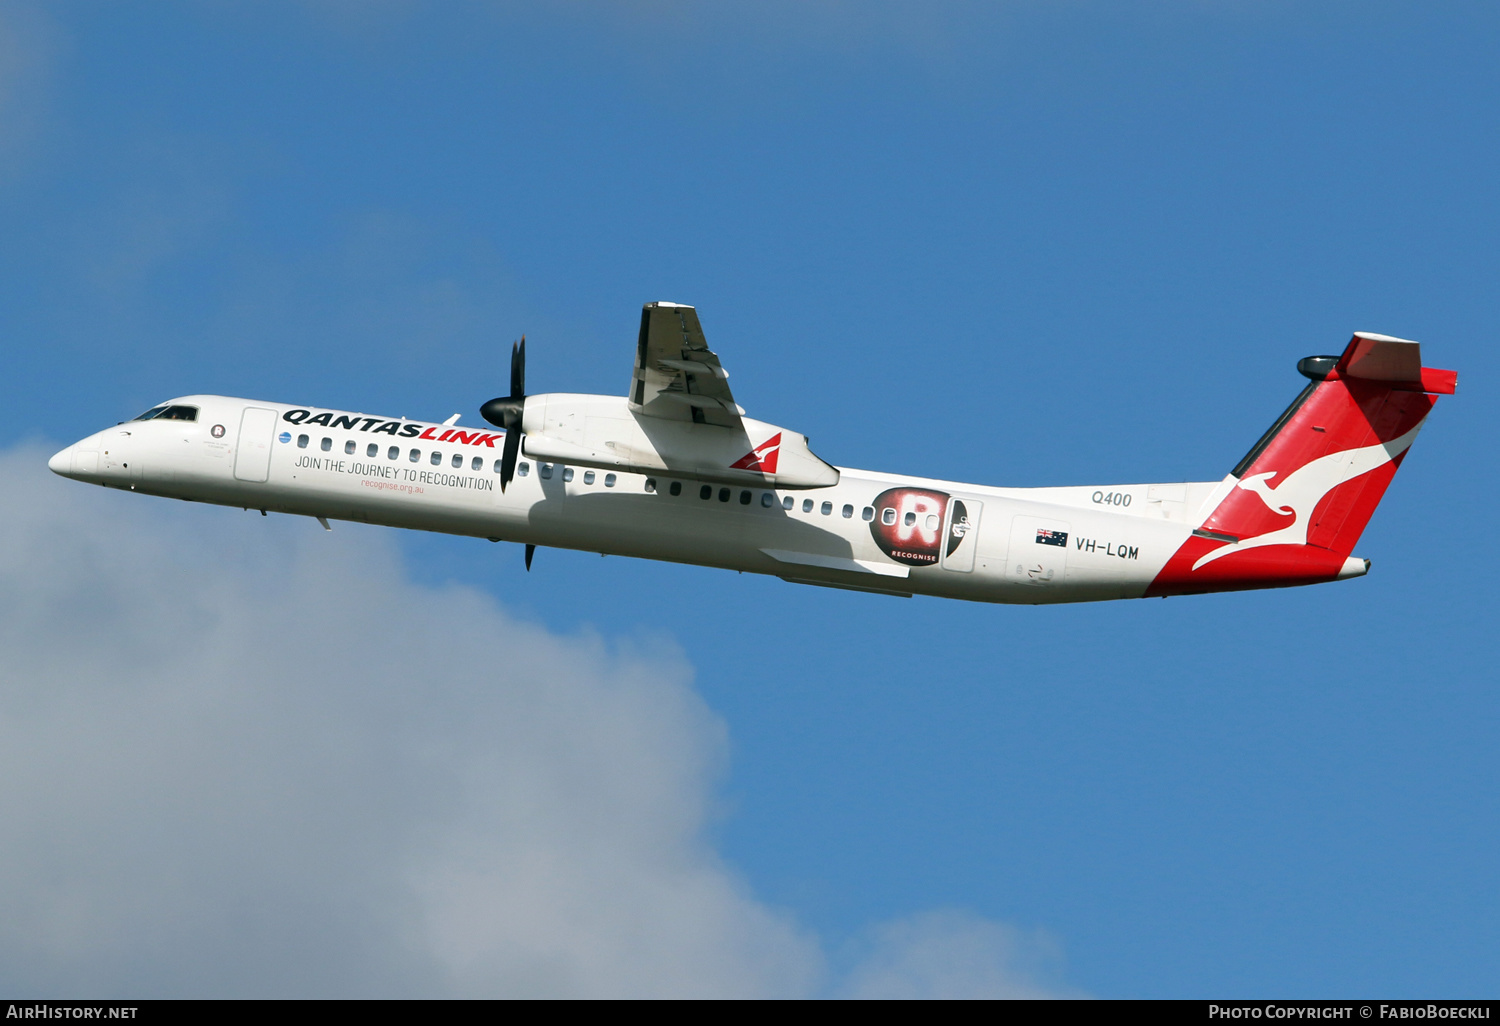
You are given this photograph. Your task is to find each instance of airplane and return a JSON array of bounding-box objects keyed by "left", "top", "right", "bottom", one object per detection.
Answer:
[{"left": 47, "top": 302, "right": 1456, "bottom": 604}]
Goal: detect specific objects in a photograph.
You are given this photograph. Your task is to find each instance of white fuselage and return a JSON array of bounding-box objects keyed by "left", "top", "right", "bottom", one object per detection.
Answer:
[{"left": 50, "top": 393, "right": 1235, "bottom": 604}]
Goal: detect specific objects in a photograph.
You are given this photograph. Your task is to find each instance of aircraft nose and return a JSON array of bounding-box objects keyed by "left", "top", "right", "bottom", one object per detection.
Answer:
[{"left": 48, "top": 444, "right": 74, "bottom": 477}]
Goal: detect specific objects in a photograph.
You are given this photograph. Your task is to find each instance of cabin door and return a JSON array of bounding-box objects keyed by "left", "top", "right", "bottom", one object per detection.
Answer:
[
  {"left": 940, "top": 498, "right": 983, "bottom": 572},
  {"left": 233, "top": 407, "right": 277, "bottom": 483}
]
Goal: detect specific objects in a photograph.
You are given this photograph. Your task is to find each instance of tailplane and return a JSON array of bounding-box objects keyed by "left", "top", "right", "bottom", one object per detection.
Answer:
[{"left": 1148, "top": 333, "right": 1455, "bottom": 595}]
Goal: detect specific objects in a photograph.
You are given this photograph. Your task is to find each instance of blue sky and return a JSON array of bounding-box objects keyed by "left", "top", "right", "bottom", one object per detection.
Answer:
[{"left": 1, "top": 2, "right": 1496, "bottom": 997}]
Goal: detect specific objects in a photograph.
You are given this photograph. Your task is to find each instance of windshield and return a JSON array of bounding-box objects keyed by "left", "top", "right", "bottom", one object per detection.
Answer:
[{"left": 133, "top": 405, "right": 199, "bottom": 422}]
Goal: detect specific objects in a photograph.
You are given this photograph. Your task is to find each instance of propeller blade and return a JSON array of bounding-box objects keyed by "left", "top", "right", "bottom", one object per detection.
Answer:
[
  {"left": 499, "top": 422, "right": 522, "bottom": 492},
  {"left": 484, "top": 334, "right": 529, "bottom": 489},
  {"left": 510, "top": 335, "right": 526, "bottom": 398},
  {"left": 524, "top": 543, "right": 535, "bottom": 571}
]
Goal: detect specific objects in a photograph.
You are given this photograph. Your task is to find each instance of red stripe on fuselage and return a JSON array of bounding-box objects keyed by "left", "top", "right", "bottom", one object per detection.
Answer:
[{"left": 1145, "top": 536, "right": 1348, "bottom": 597}]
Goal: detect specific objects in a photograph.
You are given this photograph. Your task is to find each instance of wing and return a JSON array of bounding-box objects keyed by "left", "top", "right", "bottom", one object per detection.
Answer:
[{"left": 629, "top": 302, "right": 742, "bottom": 428}]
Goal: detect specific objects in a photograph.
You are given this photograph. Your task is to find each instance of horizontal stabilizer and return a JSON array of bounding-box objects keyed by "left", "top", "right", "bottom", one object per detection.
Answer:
[{"left": 1338, "top": 333, "right": 1457, "bottom": 394}]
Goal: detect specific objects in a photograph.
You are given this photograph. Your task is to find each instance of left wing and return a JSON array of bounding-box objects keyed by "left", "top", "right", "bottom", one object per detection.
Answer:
[{"left": 629, "top": 302, "right": 742, "bottom": 428}]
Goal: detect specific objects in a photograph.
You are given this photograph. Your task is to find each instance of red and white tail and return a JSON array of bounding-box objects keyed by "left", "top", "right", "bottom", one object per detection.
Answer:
[{"left": 1149, "top": 333, "right": 1456, "bottom": 596}]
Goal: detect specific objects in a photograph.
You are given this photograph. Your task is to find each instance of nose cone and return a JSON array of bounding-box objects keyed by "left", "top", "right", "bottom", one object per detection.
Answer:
[{"left": 48, "top": 444, "right": 74, "bottom": 477}]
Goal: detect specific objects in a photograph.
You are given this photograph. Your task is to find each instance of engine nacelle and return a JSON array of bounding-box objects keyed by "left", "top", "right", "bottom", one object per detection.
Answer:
[{"left": 518, "top": 393, "right": 839, "bottom": 489}]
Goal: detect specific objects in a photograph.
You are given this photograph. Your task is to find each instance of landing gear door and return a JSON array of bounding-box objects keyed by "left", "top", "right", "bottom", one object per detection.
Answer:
[
  {"left": 1008, "top": 515, "right": 1070, "bottom": 586},
  {"left": 941, "top": 498, "right": 982, "bottom": 572}
]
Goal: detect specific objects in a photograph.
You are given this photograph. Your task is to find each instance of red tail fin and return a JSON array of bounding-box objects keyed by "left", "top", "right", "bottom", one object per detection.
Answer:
[{"left": 1148, "top": 333, "right": 1455, "bottom": 595}]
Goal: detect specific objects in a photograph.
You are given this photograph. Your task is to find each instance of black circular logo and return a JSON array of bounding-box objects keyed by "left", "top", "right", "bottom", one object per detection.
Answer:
[
  {"left": 211, "top": 424, "right": 226, "bottom": 438},
  {"left": 868, "top": 486, "right": 949, "bottom": 566}
]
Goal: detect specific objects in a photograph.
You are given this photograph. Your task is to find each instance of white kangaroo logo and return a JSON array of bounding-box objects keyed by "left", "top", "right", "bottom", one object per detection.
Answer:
[
  {"left": 1234, "top": 471, "right": 1294, "bottom": 516},
  {"left": 1193, "top": 421, "right": 1424, "bottom": 571}
]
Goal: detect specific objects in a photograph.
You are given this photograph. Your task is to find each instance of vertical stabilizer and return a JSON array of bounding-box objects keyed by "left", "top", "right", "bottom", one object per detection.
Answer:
[{"left": 1148, "top": 334, "right": 1455, "bottom": 595}]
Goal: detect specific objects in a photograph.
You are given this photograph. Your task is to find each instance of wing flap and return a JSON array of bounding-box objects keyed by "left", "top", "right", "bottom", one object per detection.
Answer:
[{"left": 631, "top": 302, "right": 741, "bottom": 427}]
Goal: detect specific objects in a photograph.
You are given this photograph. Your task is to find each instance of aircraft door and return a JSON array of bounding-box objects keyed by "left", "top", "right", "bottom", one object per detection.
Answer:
[
  {"left": 1008, "top": 515, "right": 1071, "bottom": 586},
  {"left": 940, "top": 498, "right": 982, "bottom": 572},
  {"left": 233, "top": 407, "right": 277, "bottom": 483}
]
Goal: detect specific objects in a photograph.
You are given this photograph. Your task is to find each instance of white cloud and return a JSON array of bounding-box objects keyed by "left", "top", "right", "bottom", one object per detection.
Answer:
[
  {"left": 0, "top": 444, "right": 1076, "bottom": 997},
  {"left": 839, "top": 910, "right": 1083, "bottom": 999}
]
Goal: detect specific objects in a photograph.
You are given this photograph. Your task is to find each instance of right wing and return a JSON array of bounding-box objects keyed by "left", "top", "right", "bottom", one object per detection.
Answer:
[{"left": 629, "top": 302, "right": 742, "bottom": 428}]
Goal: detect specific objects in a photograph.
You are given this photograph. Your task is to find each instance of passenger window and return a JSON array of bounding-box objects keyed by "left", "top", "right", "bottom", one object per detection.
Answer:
[
  {"left": 925, "top": 514, "right": 939, "bottom": 531},
  {"left": 739, "top": 490, "right": 751, "bottom": 505},
  {"left": 605, "top": 473, "right": 617, "bottom": 487},
  {"left": 882, "top": 508, "right": 897, "bottom": 525},
  {"left": 471, "top": 456, "right": 481, "bottom": 471},
  {"left": 563, "top": 467, "right": 575, "bottom": 482},
  {"left": 668, "top": 481, "right": 681, "bottom": 496},
  {"left": 297, "top": 434, "right": 309, "bottom": 448},
  {"left": 583, "top": 470, "right": 595, "bottom": 485},
  {"left": 862, "top": 507, "right": 875, "bottom": 522},
  {"left": 321, "top": 437, "right": 332, "bottom": 452},
  {"left": 700, "top": 484, "right": 712, "bottom": 500},
  {"left": 409, "top": 449, "right": 420, "bottom": 462},
  {"left": 345, "top": 440, "right": 356, "bottom": 455},
  {"left": 842, "top": 504, "right": 853, "bottom": 518},
  {"left": 367, "top": 444, "right": 378, "bottom": 457},
  {"left": 718, "top": 487, "right": 731, "bottom": 502},
  {"left": 821, "top": 501, "right": 833, "bottom": 516},
  {"left": 904, "top": 511, "right": 916, "bottom": 526},
  {"left": 449, "top": 454, "right": 461, "bottom": 468},
  {"left": 645, "top": 478, "right": 657, "bottom": 493},
  {"left": 802, "top": 498, "right": 813, "bottom": 513},
  {"left": 388, "top": 446, "right": 399, "bottom": 460},
  {"left": 539, "top": 463, "right": 553, "bottom": 479},
  {"left": 761, "top": 492, "right": 774, "bottom": 508},
  {"left": 782, "top": 496, "right": 794, "bottom": 510},
  {"left": 519, "top": 462, "right": 530, "bottom": 476},
  {"left": 430, "top": 451, "right": 442, "bottom": 466}
]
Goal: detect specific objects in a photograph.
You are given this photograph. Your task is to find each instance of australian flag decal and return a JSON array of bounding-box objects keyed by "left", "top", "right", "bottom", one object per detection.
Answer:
[{"left": 1035, "top": 528, "right": 1068, "bottom": 547}]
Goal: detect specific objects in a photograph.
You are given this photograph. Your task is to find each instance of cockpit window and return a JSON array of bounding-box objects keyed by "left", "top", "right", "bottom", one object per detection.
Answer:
[{"left": 132, "top": 405, "right": 198, "bottom": 422}]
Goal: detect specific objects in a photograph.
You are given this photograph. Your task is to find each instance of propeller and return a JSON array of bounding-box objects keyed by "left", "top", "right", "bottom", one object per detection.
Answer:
[{"left": 480, "top": 336, "right": 526, "bottom": 491}]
